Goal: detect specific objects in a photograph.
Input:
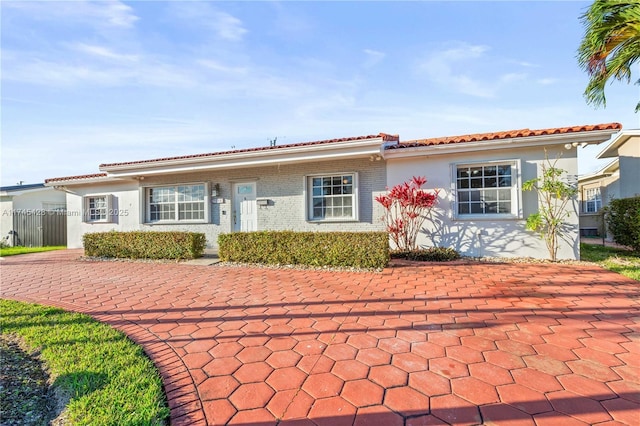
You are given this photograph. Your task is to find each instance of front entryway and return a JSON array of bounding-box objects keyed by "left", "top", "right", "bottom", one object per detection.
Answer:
[{"left": 232, "top": 182, "right": 257, "bottom": 232}]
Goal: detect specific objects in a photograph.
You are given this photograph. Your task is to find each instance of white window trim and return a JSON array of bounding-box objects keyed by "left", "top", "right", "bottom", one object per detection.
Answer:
[
  {"left": 83, "top": 194, "right": 113, "bottom": 223},
  {"left": 304, "top": 172, "right": 359, "bottom": 222},
  {"left": 451, "top": 159, "right": 522, "bottom": 220},
  {"left": 583, "top": 188, "right": 602, "bottom": 213},
  {"left": 144, "top": 182, "right": 210, "bottom": 224}
]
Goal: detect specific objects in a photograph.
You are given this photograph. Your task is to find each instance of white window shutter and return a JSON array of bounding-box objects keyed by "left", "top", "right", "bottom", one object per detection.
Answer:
[{"left": 106, "top": 194, "right": 113, "bottom": 222}]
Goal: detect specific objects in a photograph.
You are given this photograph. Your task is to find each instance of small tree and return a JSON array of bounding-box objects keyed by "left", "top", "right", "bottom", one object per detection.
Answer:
[
  {"left": 375, "top": 176, "right": 439, "bottom": 251},
  {"left": 523, "top": 154, "right": 577, "bottom": 262}
]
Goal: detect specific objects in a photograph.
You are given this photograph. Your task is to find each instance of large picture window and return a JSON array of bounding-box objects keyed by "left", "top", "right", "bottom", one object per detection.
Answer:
[
  {"left": 455, "top": 161, "right": 519, "bottom": 218},
  {"left": 584, "top": 187, "right": 602, "bottom": 213},
  {"left": 146, "top": 184, "right": 206, "bottom": 223},
  {"left": 307, "top": 173, "right": 357, "bottom": 221}
]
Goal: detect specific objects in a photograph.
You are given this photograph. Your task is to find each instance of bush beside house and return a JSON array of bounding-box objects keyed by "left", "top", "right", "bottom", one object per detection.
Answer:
[
  {"left": 391, "top": 247, "right": 461, "bottom": 262},
  {"left": 218, "top": 231, "right": 389, "bottom": 269},
  {"left": 83, "top": 231, "right": 206, "bottom": 260},
  {"left": 606, "top": 196, "right": 640, "bottom": 251}
]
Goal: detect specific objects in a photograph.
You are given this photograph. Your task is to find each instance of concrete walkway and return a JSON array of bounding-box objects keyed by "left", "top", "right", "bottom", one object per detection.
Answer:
[{"left": 1, "top": 250, "right": 638, "bottom": 425}]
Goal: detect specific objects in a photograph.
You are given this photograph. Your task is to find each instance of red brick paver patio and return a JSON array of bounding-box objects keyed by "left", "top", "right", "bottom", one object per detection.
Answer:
[{"left": 1, "top": 250, "right": 638, "bottom": 425}]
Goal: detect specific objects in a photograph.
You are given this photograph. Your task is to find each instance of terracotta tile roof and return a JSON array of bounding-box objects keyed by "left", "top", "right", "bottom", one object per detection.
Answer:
[
  {"left": 100, "top": 133, "right": 400, "bottom": 168},
  {"left": 45, "top": 173, "right": 108, "bottom": 184},
  {"left": 388, "top": 123, "right": 622, "bottom": 150}
]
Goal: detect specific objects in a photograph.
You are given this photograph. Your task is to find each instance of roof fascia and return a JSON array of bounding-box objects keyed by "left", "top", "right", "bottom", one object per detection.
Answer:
[
  {"left": 596, "top": 130, "right": 640, "bottom": 159},
  {"left": 0, "top": 186, "right": 51, "bottom": 197},
  {"left": 102, "top": 137, "right": 385, "bottom": 177},
  {"left": 382, "top": 130, "right": 619, "bottom": 160},
  {"left": 578, "top": 159, "right": 619, "bottom": 183},
  {"left": 44, "top": 177, "right": 133, "bottom": 187}
]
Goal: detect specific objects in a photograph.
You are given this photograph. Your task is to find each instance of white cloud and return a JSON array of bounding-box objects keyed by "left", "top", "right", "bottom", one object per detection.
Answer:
[
  {"left": 3, "top": 0, "right": 138, "bottom": 28},
  {"left": 294, "top": 94, "right": 356, "bottom": 119},
  {"left": 537, "top": 78, "right": 559, "bottom": 85},
  {"left": 103, "top": 1, "right": 138, "bottom": 27},
  {"left": 270, "top": 4, "right": 314, "bottom": 39},
  {"left": 198, "top": 59, "right": 248, "bottom": 75},
  {"left": 451, "top": 75, "right": 495, "bottom": 98},
  {"left": 2, "top": 54, "right": 195, "bottom": 88},
  {"left": 168, "top": 3, "right": 247, "bottom": 41},
  {"left": 363, "top": 49, "right": 386, "bottom": 68},
  {"left": 419, "top": 43, "right": 495, "bottom": 98},
  {"left": 72, "top": 43, "right": 139, "bottom": 62},
  {"left": 512, "top": 61, "right": 540, "bottom": 68},
  {"left": 440, "top": 44, "right": 490, "bottom": 61},
  {"left": 419, "top": 44, "right": 544, "bottom": 98},
  {"left": 214, "top": 11, "right": 248, "bottom": 41},
  {"left": 201, "top": 71, "right": 316, "bottom": 99},
  {"left": 500, "top": 73, "right": 528, "bottom": 83}
]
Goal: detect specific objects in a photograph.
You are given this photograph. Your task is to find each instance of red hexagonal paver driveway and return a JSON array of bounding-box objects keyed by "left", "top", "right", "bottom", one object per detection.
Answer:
[{"left": 2, "top": 249, "right": 638, "bottom": 425}]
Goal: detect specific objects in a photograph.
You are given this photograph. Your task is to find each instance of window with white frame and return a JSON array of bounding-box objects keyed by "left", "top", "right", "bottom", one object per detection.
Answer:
[
  {"left": 146, "top": 184, "right": 206, "bottom": 223},
  {"left": 584, "top": 187, "right": 602, "bottom": 213},
  {"left": 455, "top": 161, "right": 519, "bottom": 217},
  {"left": 83, "top": 195, "right": 111, "bottom": 222},
  {"left": 307, "top": 173, "right": 357, "bottom": 221}
]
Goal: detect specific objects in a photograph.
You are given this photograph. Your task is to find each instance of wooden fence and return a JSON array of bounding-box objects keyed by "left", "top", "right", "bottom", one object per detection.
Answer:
[{"left": 11, "top": 211, "right": 67, "bottom": 247}]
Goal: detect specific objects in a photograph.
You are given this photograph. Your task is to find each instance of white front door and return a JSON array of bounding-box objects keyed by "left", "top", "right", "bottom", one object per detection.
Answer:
[{"left": 233, "top": 182, "right": 257, "bottom": 232}]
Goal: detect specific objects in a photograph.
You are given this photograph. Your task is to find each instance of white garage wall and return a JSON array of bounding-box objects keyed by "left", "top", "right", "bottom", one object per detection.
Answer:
[{"left": 64, "top": 181, "right": 141, "bottom": 248}]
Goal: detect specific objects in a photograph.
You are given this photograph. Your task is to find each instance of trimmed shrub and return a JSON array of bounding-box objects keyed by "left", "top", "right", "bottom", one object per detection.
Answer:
[
  {"left": 218, "top": 231, "right": 389, "bottom": 269},
  {"left": 391, "top": 247, "right": 461, "bottom": 262},
  {"left": 606, "top": 196, "right": 640, "bottom": 251},
  {"left": 83, "top": 231, "right": 206, "bottom": 260}
]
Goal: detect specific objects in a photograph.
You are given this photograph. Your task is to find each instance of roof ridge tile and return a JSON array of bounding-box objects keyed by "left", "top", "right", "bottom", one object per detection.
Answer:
[
  {"left": 99, "top": 133, "right": 392, "bottom": 168},
  {"left": 393, "top": 122, "right": 621, "bottom": 149},
  {"left": 45, "top": 173, "right": 108, "bottom": 184}
]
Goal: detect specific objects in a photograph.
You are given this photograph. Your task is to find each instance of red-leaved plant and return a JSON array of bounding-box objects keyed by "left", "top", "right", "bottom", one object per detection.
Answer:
[{"left": 375, "top": 176, "right": 439, "bottom": 250}]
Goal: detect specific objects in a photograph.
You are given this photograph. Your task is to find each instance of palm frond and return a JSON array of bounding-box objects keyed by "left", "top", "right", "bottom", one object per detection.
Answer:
[{"left": 577, "top": 0, "right": 640, "bottom": 110}]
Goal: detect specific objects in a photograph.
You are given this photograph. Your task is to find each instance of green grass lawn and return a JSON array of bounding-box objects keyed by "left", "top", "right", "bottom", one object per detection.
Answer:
[
  {"left": 0, "top": 245, "right": 66, "bottom": 257},
  {"left": 0, "top": 299, "right": 169, "bottom": 425},
  {"left": 580, "top": 243, "right": 640, "bottom": 281}
]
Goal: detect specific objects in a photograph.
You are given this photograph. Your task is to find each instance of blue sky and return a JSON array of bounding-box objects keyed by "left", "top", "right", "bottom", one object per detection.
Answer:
[{"left": 2, "top": 1, "right": 638, "bottom": 186}]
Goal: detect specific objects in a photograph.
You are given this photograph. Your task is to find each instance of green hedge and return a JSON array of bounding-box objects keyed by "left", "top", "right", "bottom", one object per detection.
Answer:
[
  {"left": 606, "top": 196, "right": 640, "bottom": 251},
  {"left": 218, "top": 231, "right": 389, "bottom": 268},
  {"left": 83, "top": 231, "right": 206, "bottom": 260},
  {"left": 391, "top": 247, "right": 461, "bottom": 262}
]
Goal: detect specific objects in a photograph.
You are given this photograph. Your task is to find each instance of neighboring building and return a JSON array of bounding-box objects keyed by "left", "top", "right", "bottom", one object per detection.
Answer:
[
  {"left": 596, "top": 130, "right": 640, "bottom": 199},
  {"left": 578, "top": 130, "right": 640, "bottom": 238},
  {"left": 0, "top": 183, "right": 67, "bottom": 246},
  {"left": 45, "top": 123, "right": 622, "bottom": 260},
  {"left": 578, "top": 160, "right": 618, "bottom": 237}
]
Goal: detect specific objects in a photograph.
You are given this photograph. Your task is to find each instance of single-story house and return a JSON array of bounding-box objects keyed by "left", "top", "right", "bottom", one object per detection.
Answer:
[
  {"left": 578, "top": 130, "right": 640, "bottom": 238},
  {"left": 1, "top": 183, "right": 67, "bottom": 246},
  {"left": 45, "top": 134, "right": 394, "bottom": 250},
  {"left": 45, "top": 123, "right": 622, "bottom": 260}
]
